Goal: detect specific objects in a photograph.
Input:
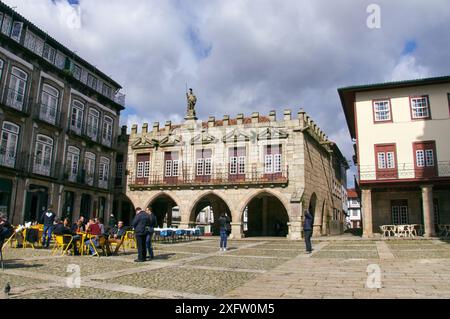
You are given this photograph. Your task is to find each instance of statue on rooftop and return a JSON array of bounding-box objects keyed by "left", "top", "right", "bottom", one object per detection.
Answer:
[{"left": 186, "top": 88, "right": 197, "bottom": 118}]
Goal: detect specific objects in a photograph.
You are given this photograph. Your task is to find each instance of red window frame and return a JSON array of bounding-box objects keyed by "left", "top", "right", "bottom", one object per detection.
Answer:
[
  {"left": 195, "top": 149, "right": 212, "bottom": 182},
  {"left": 372, "top": 98, "right": 393, "bottom": 123},
  {"left": 164, "top": 151, "right": 180, "bottom": 184},
  {"left": 228, "top": 147, "right": 246, "bottom": 182},
  {"left": 135, "top": 153, "right": 150, "bottom": 185},
  {"left": 409, "top": 95, "right": 432, "bottom": 120},
  {"left": 264, "top": 144, "right": 282, "bottom": 180},
  {"left": 374, "top": 143, "right": 398, "bottom": 180},
  {"left": 413, "top": 141, "right": 437, "bottom": 179}
]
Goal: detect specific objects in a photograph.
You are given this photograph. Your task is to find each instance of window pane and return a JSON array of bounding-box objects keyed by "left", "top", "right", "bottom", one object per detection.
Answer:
[
  {"left": 374, "top": 100, "right": 391, "bottom": 121},
  {"left": 386, "top": 152, "right": 395, "bottom": 168},
  {"left": 416, "top": 150, "right": 425, "bottom": 167},
  {"left": 377, "top": 152, "right": 386, "bottom": 169}
]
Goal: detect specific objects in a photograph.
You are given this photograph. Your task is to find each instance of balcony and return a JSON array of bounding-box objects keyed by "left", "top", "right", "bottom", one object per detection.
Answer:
[
  {"left": 29, "top": 155, "right": 61, "bottom": 179},
  {"left": 0, "top": 86, "right": 32, "bottom": 115},
  {"left": 129, "top": 166, "right": 289, "bottom": 188},
  {"left": 62, "top": 168, "right": 113, "bottom": 191},
  {"left": 359, "top": 161, "right": 450, "bottom": 182},
  {"left": 33, "top": 103, "right": 64, "bottom": 127},
  {"left": 0, "top": 152, "right": 17, "bottom": 169},
  {"left": 114, "top": 92, "right": 126, "bottom": 107}
]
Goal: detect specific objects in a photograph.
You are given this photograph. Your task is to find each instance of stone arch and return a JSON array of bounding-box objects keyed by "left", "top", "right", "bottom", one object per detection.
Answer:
[
  {"left": 240, "top": 189, "right": 290, "bottom": 237},
  {"left": 236, "top": 188, "right": 291, "bottom": 222},
  {"left": 187, "top": 190, "right": 234, "bottom": 235},
  {"left": 145, "top": 191, "right": 182, "bottom": 227}
]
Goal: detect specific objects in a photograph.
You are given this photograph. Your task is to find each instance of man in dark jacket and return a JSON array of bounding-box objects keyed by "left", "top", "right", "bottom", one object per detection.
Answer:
[
  {"left": 53, "top": 218, "right": 80, "bottom": 255},
  {"left": 145, "top": 207, "right": 158, "bottom": 260},
  {"left": 40, "top": 205, "right": 56, "bottom": 248},
  {"left": 303, "top": 210, "right": 313, "bottom": 254},
  {"left": 132, "top": 207, "right": 151, "bottom": 262},
  {"left": 0, "top": 214, "right": 13, "bottom": 242}
]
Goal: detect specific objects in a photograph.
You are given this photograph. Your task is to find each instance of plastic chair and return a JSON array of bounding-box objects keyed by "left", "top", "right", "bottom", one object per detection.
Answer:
[
  {"left": 52, "top": 235, "right": 74, "bottom": 256},
  {"left": 23, "top": 228, "right": 40, "bottom": 249},
  {"left": 109, "top": 235, "right": 126, "bottom": 255},
  {"left": 84, "top": 234, "right": 100, "bottom": 257}
]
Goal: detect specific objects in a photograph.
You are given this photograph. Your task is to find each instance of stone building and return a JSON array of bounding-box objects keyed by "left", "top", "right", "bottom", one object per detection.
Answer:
[
  {"left": 0, "top": 3, "right": 125, "bottom": 224},
  {"left": 125, "top": 105, "right": 348, "bottom": 239}
]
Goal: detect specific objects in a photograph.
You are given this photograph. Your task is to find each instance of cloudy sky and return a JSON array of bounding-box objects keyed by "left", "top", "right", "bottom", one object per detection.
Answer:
[{"left": 4, "top": 0, "right": 450, "bottom": 185}]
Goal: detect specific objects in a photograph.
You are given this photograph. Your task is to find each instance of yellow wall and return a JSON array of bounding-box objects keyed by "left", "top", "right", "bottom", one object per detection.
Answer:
[{"left": 355, "top": 83, "right": 450, "bottom": 180}]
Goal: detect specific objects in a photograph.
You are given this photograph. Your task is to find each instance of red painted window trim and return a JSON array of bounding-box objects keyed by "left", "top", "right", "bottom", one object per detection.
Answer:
[
  {"left": 409, "top": 95, "right": 432, "bottom": 120},
  {"left": 372, "top": 98, "right": 393, "bottom": 123},
  {"left": 374, "top": 143, "right": 398, "bottom": 180},
  {"left": 412, "top": 140, "right": 437, "bottom": 179}
]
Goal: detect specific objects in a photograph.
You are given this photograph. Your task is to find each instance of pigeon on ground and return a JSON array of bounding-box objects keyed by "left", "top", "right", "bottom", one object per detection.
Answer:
[{"left": 4, "top": 282, "right": 11, "bottom": 295}]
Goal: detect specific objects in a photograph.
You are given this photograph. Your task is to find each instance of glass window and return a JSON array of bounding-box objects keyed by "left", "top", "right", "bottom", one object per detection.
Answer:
[
  {"left": 10, "top": 21, "right": 23, "bottom": 42},
  {"left": 411, "top": 96, "right": 430, "bottom": 119},
  {"left": 1, "top": 15, "right": 12, "bottom": 36},
  {"left": 416, "top": 150, "right": 425, "bottom": 167},
  {"left": 0, "top": 121, "right": 20, "bottom": 168},
  {"left": 84, "top": 152, "right": 96, "bottom": 186},
  {"left": 66, "top": 146, "right": 80, "bottom": 182},
  {"left": 73, "top": 64, "right": 82, "bottom": 80},
  {"left": 99, "top": 157, "right": 110, "bottom": 188},
  {"left": 425, "top": 149, "right": 434, "bottom": 167},
  {"left": 87, "top": 73, "right": 97, "bottom": 90},
  {"left": 373, "top": 100, "right": 391, "bottom": 121},
  {"left": 102, "top": 84, "right": 112, "bottom": 98},
  {"left": 87, "top": 108, "right": 100, "bottom": 141},
  {"left": 70, "top": 99, "right": 84, "bottom": 134},
  {"left": 102, "top": 116, "right": 113, "bottom": 146},
  {"left": 7, "top": 67, "right": 28, "bottom": 111},
  {"left": 33, "top": 134, "right": 53, "bottom": 176},
  {"left": 42, "top": 43, "right": 56, "bottom": 64},
  {"left": 40, "top": 84, "right": 59, "bottom": 125}
]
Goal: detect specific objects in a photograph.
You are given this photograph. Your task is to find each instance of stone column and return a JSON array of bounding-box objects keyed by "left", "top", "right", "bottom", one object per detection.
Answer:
[
  {"left": 422, "top": 185, "right": 435, "bottom": 237},
  {"left": 361, "top": 188, "right": 373, "bottom": 238},
  {"left": 229, "top": 222, "right": 243, "bottom": 239},
  {"left": 167, "top": 204, "right": 173, "bottom": 227},
  {"left": 262, "top": 197, "right": 268, "bottom": 236},
  {"left": 73, "top": 193, "right": 82, "bottom": 223}
]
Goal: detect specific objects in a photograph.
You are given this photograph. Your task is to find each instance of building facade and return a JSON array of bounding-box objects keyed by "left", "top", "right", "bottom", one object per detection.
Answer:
[
  {"left": 346, "top": 188, "right": 361, "bottom": 229},
  {"left": 339, "top": 76, "right": 450, "bottom": 237},
  {"left": 125, "top": 107, "right": 348, "bottom": 239},
  {"left": 0, "top": 3, "right": 125, "bottom": 224}
]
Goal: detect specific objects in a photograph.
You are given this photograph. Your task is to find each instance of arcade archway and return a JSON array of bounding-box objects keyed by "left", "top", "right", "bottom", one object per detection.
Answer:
[
  {"left": 189, "top": 193, "right": 232, "bottom": 235},
  {"left": 148, "top": 193, "right": 179, "bottom": 227}
]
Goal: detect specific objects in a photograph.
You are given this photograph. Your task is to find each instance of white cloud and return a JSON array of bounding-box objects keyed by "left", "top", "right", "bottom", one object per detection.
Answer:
[
  {"left": 4, "top": 0, "right": 450, "bottom": 188},
  {"left": 387, "top": 55, "right": 431, "bottom": 82}
]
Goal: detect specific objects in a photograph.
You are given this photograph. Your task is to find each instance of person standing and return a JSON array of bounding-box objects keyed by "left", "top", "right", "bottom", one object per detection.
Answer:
[
  {"left": 0, "top": 214, "right": 13, "bottom": 242},
  {"left": 145, "top": 207, "right": 158, "bottom": 260},
  {"left": 132, "top": 207, "right": 151, "bottom": 262},
  {"left": 218, "top": 213, "right": 230, "bottom": 251},
  {"left": 40, "top": 205, "right": 56, "bottom": 248},
  {"left": 303, "top": 210, "right": 313, "bottom": 254}
]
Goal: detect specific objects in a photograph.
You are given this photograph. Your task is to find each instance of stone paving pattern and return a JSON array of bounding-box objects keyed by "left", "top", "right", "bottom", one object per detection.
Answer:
[{"left": 1, "top": 237, "right": 450, "bottom": 299}]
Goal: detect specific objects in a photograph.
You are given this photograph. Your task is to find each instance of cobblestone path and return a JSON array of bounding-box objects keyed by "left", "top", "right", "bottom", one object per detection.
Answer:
[{"left": 1, "top": 238, "right": 450, "bottom": 299}]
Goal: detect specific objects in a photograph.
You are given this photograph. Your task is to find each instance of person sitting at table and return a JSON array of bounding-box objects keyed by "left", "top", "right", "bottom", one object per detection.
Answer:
[
  {"left": 71, "top": 218, "right": 85, "bottom": 233},
  {"left": 54, "top": 218, "right": 80, "bottom": 255},
  {"left": 85, "top": 218, "right": 102, "bottom": 256},
  {"left": 108, "top": 221, "right": 126, "bottom": 254},
  {"left": 95, "top": 217, "right": 105, "bottom": 235}
]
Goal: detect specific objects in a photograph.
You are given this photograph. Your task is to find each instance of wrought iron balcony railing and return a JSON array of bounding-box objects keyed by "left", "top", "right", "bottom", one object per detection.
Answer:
[
  {"left": 34, "top": 103, "right": 64, "bottom": 127},
  {"left": 128, "top": 166, "right": 289, "bottom": 187},
  {"left": 358, "top": 161, "right": 450, "bottom": 181},
  {"left": 1, "top": 86, "right": 32, "bottom": 115}
]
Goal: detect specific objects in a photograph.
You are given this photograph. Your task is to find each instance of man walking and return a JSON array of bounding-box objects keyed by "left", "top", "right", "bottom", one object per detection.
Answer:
[
  {"left": 132, "top": 207, "right": 150, "bottom": 262},
  {"left": 218, "top": 212, "right": 230, "bottom": 251},
  {"left": 40, "top": 205, "right": 56, "bottom": 248},
  {"left": 145, "top": 207, "right": 158, "bottom": 260},
  {"left": 303, "top": 209, "right": 313, "bottom": 254}
]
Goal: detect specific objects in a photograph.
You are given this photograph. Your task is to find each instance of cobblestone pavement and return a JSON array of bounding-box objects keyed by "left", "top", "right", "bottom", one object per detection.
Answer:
[{"left": 2, "top": 237, "right": 450, "bottom": 299}]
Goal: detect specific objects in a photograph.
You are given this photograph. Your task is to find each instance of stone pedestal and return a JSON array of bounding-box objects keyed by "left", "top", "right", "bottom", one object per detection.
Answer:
[
  {"left": 361, "top": 188, "right": 373, "bottom": 238},
  {"left": 422, "top": 185, "right": 435, "bottom": 237}
]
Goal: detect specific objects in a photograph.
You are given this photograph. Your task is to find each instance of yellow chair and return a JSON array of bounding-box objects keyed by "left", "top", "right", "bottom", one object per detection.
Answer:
[
  {"left": 23, "top": 228, "right": 40, "bottom": 249},
  {"left": 124, "top": 231, "right": 136, "bottom": 249},
  {"left": 52, "top": 235, "right": 73, "bottom": 256},
  {"left": 108, "top": 235, "right": 126, "bottom": 255},
  {"left": 83, "top": 234, "right": 100, "bottom": 257}
]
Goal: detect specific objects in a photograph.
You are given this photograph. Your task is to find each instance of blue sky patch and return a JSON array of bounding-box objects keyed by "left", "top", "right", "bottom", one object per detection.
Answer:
[{"left": 402, "top": 40, "right": 417, "bottom": 55}]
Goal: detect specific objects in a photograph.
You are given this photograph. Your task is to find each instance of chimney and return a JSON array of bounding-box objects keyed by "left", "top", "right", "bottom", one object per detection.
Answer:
[
  {"left": 121, "top": 125, "right": 127, "bottom": 136},
  {"left": 153, "top": 122, "right": 159, "bottom": 133},
  {"left": 223, "top": 115, "right": 229, "bottom": 126},
  {"left": 237, "top": 113, "right": 244, "bottom": 125},
  {"left": 251, "top": 112, "right": 259, "bottom": 124},
  {"left": 269, "top": 110, "right": 276, "bottom": 121},
  {"left": 283, "top": 109, "right": 291, "bottom": 121},
  {"left": 208, "top": 116, "right": 215, "bottom": 128},
  {"left": 131, "top": 124, "right": 137, "bottom": 136},
  {"left": 142, "top": 123, "right": 148, "bottom": 134}
]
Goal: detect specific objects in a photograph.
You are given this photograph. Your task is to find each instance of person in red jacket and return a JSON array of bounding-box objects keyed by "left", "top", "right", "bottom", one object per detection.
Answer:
[{"left": 85, "top": 218, "right": 102, "bottom": 256}]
